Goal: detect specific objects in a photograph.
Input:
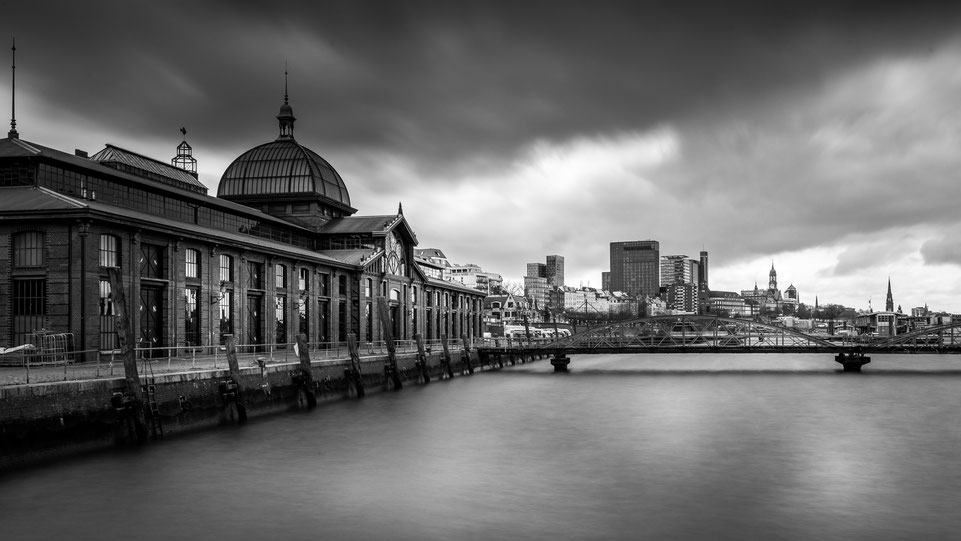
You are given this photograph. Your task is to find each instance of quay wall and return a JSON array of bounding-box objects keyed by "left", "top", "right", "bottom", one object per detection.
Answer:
[{"left": 0, "top": 349, "right": 539, "bottom": 471}]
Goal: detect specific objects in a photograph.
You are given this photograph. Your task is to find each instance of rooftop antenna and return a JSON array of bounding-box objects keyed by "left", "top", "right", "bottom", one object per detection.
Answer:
[{"left": 8, "top": 37, "right": 18, "bottom": 139}]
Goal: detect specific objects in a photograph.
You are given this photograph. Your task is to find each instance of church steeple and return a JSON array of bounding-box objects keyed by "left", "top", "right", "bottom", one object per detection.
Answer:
[
  {"left": 885, "top": 278, "right": 894, "bottom": 312},
  {"left": 768, "top": 261, "right": 777, "bottom": 291},
  {"left": 276, "top": 68, "right": 295, "bottom": 140}
]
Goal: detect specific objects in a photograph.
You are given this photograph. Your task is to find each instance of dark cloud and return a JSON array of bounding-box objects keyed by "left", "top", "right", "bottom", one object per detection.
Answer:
[{"left": 5, "top": 1, "right": 961, "bottom": 172}]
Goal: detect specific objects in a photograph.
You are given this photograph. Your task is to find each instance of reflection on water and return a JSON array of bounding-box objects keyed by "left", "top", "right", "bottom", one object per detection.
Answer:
[{"left": 3, "top": 354, "right": 961, "bottom": 540}]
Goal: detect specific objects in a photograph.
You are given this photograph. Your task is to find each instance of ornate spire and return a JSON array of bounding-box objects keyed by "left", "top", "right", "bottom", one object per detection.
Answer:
[
  {"left": 277, "top": 67, "right": 295, "bottom": 140},
  {"left": 8, "top": 37, "right": 18, "bottom": 139},
  {"left": 398, "top": 201, "right": 404, "bottom": 215}
]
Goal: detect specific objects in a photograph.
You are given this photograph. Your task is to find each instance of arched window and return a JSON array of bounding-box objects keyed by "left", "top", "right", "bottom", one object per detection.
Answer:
[
  {"left": 390, "top": 288, "right": 400, "bottom": 302},
  {"left": 99, "top": 234, "right": 120, "bottom": 267}
]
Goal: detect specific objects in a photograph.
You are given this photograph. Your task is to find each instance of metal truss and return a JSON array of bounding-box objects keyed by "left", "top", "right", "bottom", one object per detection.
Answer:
[{"left": 541, "top": 315, "right": 838, "bottom": 351}]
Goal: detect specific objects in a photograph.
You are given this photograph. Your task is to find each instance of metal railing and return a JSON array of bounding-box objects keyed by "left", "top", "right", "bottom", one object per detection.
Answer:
[{"left": 0, "top": 337, "right": 473, "bottom": 386}]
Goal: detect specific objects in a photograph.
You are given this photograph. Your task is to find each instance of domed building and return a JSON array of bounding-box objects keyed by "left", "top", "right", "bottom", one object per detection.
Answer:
[
  {"left": 0, "top": 90, "right": 485, "bottom": 357},
  {"left": 218, "top": 94, "right": 355, "bottom": 230}
]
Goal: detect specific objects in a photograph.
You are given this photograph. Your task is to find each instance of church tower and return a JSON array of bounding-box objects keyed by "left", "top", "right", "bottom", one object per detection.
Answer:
[
  {"left": 768, "top": 262, "right": 777, "bottom": 291},
  {"left": 885, "top": 278, "right": 894, "bottom": 312}
]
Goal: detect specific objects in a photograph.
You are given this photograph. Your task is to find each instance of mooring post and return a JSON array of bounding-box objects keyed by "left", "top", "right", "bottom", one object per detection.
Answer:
[
  {"left": 414, "top": 333, "right": 432, "bottom": 383},
  {"left": 346, "top": 333, "right": 365, "bottom": 398},
  {"left": 106, "top": 267, "right": 147, "bottom": 443},
  {"left": 460, "top": 333, "right": 474, "bottom": 374},
  {"left": 293, "top": 334, "right": 317, "bottom": 408},
  {"left": 377, "top": 298, "right": 403, "bottom": 390},
  {"left": 440, "top": 334, "right": 455, "bottom": 379},
  {"left": 221, "top": 335, "right": 247, "bottom": 423}
]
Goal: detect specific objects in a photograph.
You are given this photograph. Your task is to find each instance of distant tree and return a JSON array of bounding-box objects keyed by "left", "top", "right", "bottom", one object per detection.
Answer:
[
  {"left": 500, "top": 280, "right": 524, "bottom": 297},
  {"left": 796, "top": 303, "right": 812, "bottom": 319}
]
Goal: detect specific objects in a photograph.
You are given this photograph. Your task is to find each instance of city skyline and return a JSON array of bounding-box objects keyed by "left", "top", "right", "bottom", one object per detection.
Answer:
[{"left": 4, "top": 2, "right": 961, "bottom": 311}]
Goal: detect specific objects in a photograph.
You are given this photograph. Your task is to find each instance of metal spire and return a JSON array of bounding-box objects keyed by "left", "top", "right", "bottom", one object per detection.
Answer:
[
  {"left": 8, "top": 37, "right": 17, "bottom": 139},
  {"left": 284, "top": 62, "right": 289, "bottom": 104}
]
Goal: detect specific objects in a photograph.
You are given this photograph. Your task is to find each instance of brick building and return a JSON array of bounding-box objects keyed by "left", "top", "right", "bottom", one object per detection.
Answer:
[{"left": 0, "top": 94, "right": 484, "bottom": 358}]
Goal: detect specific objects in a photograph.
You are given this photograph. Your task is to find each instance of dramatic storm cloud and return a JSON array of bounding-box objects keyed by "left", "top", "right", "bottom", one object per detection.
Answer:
[{"left": 3, "top": 0, "right": 961, "bottom": 310}]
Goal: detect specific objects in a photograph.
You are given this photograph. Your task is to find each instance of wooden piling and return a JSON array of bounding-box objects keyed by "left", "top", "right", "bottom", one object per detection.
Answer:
[
  {"left": 106, "top": 267, "right": 147, "bottom": 443},
  {"left": 294, "top": 334, "right": 317, "bottom": 408},
  {"left": 415, "top": 334, "right": 432, "bottom": 383},
  {"left": 377, "top": 297, "right": 403, "bottom": 390},
  {"left": 460, "top": 333, "right": 474, "bottom": 374},
  {"left": 440, "top": 335, "right": 454, "bottom": 379},
  {"left": 346, "top": 334, "right": 366, "bottom": 398}
]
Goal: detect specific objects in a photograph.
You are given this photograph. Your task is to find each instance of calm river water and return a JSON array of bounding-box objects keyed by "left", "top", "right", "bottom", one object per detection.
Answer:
[{"left": 3, "top": 353, "right": 961, "bottom": 540}]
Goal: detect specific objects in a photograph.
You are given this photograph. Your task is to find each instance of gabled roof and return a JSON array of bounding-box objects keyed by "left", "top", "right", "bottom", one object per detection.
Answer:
[
  {"left": 319, "top": 213, "right": 418, "bottom": 245},
  {"left": 91, "top": 144, "right": 207, "bottom": 193},
  {"left": 318, "top": 248, "right": 383, "bottom": 267}
]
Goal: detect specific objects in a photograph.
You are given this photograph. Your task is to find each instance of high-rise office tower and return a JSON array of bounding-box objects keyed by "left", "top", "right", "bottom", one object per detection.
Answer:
[
  {"left": 608, "top": 240, "right": 660, "bottom": 298},
  {"left": 660, "top": 255, "right": 699, "bottom": 286},
  {"left": 698, "top": 250, "right": 710, "bottom": 315},
  {"left": 546, "top": 255, "right": 564, "bottom": 287}
]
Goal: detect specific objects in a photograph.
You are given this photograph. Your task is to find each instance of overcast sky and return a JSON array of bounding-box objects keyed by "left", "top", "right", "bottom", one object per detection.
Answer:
[{"left": 4, "top": 1, "right": 961, "bottom": 312}]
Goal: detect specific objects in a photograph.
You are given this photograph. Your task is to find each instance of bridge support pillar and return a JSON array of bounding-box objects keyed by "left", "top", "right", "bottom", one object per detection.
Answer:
[
  {"left": 550, "top": 354, "right": 571, "bottom": 372},
  {"left": 835, "top": 352, "right": 870, "bottom": 372}
]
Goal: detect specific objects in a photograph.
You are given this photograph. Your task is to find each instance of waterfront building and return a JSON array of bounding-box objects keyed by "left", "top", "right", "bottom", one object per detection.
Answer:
[
  {"left": 607, "top": 240, "right": 660, "bottom": 298},
  {"left": 708, "top": 290, "right": 748, "bottom": 318},
  {"left": 854, "top": 311, "right": 907, "bottom": 337},
  {"left": 0, "top": 93, "right": 484, "bottom": 356}
]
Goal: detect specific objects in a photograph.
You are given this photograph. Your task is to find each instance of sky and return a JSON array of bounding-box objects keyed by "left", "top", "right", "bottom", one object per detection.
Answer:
[{"left": 3, "top": 1, "right": 961, "bottom": 312}]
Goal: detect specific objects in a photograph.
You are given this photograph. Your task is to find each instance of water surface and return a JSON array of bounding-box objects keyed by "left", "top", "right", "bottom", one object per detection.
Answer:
[{"left": 3, "top": 353, "right": 960, "bottom": 540}]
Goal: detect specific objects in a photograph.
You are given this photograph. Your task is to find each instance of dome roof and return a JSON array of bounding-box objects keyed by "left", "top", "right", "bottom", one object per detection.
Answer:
[
  {"left": 217, "top": 96, "right": 352, "bottom": 211},
  {"left": 217, "top": 138, "right": 351, "bottom": 209}
]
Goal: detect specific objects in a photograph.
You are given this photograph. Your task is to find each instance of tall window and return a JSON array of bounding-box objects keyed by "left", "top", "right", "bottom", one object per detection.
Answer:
[
  {"left": 247, "top": 261, "right": 263, "bottom": 289},
  {"left": 184, "top": 287, "right": 200, "bottom": 346},
  {"left": 13, "top": 232, "right": 44, "bottom": 266},
  {"left": 185, "top": 249, "right": 201, "bottom": 279},
  {"left": 275, "top": 264, "right": 287, "bottom": 289},
  {"left": 219, "top": 254, "right": 233, "bottom": 283},
  {"left": 13, "top": 279, "right": 46, "bottom": 346},
  {"left": 365, "top": 278, "right": 372, "bottom": 298},
  {"left": 99, "top": 234, "right": 120, "bottom": 267},
  {"left": 365, "top": 303, "right": 372, "bottom": 342},
  {"left": 99, "top": 280, "right": 118, "bottom": 350},
  {"left": 219, "top": 290, "right": 233, "bottom": 338},
  {"left": 13, "top": 233, "right": 47, "bottom": 345},
  {"left": 275, "top": 295, "right": 287, "bottom": 344},
  {"left": 319, "top": 273, "right": 330, "bottom": 297},
  {"left": 298, "top": 268, "right": 309, "bottom": 339}
]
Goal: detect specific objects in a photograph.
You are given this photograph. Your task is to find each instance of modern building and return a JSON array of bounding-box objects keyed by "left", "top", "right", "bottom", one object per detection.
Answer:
[
  {"left": 697, "top": 250, "right": 710, "bottom": 315},
  {"left": 607, "top": 240, "right": 659, "bottom": 298},
  {"left": 660, "top": 255, "right": 699, "bottom": 287},
  {"left": 524, "top": 254, "right": 564, "bottom": 315},
  {"left": 0, "top": 91, "right": 485, "bottom": 357}
]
